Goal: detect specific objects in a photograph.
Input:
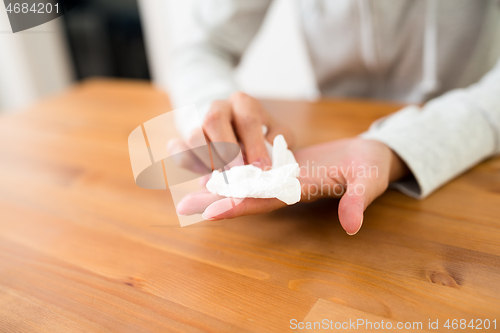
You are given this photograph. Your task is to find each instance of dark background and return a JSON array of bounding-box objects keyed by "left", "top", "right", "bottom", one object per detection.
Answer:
[{"left": 61, "top": 0, "right": 150, "bottom": 80}]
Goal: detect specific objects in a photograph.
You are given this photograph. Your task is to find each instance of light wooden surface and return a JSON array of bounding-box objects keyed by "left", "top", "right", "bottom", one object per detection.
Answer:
[{"left": 0, "top": 79, "right": 499, "bottom": 332}]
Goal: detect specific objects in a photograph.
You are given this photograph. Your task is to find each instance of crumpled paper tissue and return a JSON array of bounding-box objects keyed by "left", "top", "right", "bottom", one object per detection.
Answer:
[{"left": 206, "top": 134, "right": 301, "bottom": 205}]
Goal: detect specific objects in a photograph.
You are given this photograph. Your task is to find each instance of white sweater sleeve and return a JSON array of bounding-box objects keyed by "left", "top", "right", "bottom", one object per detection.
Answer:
[
  {"left": 168, "top": 0, "right": 272, "bottom": 137},
  {"left": 361, "top": 58, "right": 500, "bottom": 199}
]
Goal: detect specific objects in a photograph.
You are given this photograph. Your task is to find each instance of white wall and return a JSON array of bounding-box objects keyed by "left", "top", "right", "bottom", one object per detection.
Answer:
[
  {"left": 0, "top": 7, "right": 74, "bottom": 113},
  {"left": 139, "top": 0, "right": 318, "bottom": 101}
]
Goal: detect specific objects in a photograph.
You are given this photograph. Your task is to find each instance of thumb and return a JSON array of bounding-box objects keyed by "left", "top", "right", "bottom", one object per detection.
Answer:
[{"left": 338, "top": 179, "right": 380, "bottom": 235}]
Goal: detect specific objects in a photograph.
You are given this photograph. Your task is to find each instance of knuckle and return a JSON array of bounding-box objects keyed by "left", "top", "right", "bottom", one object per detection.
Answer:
[
  {"left": 238, "top": 113, "right": 259, "bottom": 129},
  {"left": 204, "top": 109, "right": 224, "bottom": 129},
  {"left": 187, "top": 128, "right": 203, "bottom": 147},
  {"left": 210, "top": 100, "right": 227, "bottom": 110},
  {"left": 231, "top": 91, "right": 250, "bottom": 104},
  {"left": 204, "top": 110, "right": 221, "bottom": 125}
]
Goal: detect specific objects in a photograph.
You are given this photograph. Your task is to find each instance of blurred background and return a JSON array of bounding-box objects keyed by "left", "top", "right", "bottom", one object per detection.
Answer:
[{"left": 0, "top": 0, "right": 317, "bottom": 113}]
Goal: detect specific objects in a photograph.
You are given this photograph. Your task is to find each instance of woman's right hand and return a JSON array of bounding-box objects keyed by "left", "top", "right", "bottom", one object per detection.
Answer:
[{"left": 168, "top": 92, "right": 294, "bottom": 173}]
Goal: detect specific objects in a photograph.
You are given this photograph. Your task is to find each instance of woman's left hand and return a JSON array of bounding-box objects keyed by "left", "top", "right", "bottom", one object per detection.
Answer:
[{"left": 177, "top": 138, "right": 409, "bottom": 235}]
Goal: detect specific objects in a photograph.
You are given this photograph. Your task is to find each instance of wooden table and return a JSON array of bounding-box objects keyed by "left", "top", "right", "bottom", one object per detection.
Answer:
[{"left": 0, "top": 79, "right": 499, "bottom": 332}]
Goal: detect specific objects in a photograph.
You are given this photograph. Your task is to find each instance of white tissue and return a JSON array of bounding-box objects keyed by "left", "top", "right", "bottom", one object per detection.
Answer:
[{"left": 206, "top": 135, "right": 301, "bottom": 205}]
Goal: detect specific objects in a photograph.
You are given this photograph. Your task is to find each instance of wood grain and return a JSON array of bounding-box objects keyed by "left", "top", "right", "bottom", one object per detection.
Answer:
[
  {"left": 0, "top": 79, "right": 499, "bottom": 332},
  {"left": 300, "top": 299, "right": 432, "bottom": 332}
]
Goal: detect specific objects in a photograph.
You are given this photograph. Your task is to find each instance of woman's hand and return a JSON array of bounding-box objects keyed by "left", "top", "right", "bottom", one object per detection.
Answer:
[
  {"left": 177, "top": 138, "right": 409, "bottom": 235},
  {"left": 168, "top": 92, "right": 294, "bottom": 173},
  {"left": 294, "top": 138, "right": 409, "bottom": 234}
]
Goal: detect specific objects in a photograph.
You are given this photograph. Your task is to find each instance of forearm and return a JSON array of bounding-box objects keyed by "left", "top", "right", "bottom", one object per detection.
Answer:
[
  {"left": 166, "top": 0, "right": 272, "bottom": 137},
  {"left": 361, "top": 59, "right": 500, "bottom": 198},
  {"left": 169, "top": 47, "right": 238, "bottom": 137}
]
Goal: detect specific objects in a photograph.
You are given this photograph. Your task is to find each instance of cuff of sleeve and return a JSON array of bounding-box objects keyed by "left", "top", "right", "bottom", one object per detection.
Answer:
[
  {"left": 360, "top": 98, "right": 496, "bottom": 199},
  {"left": 360, "top": 105, "right": 429, "bottom": 199}
]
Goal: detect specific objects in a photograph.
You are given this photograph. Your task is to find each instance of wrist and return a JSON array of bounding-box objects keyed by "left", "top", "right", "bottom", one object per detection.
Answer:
[{"left": 388, "top": 148, "right": 410, "bottom": 182}]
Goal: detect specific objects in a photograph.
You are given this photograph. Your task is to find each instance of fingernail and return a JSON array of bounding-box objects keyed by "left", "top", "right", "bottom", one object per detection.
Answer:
[
  {"left": 255, "top": 158, "right": 272, "bottom": 170},
  {"left": 202, "top": 212, "right": 221, "bottom": 221},
  {"left": 346, "top": 217, "right": 363, "bottom": 236},
  {"left": 251, "top": 161, "right": 261, "bottom": 168}
]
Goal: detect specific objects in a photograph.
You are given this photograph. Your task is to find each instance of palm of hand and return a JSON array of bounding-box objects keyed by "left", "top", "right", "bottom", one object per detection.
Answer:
[{"left": 294, "top": 138, "right": 393, "bottom": 234}]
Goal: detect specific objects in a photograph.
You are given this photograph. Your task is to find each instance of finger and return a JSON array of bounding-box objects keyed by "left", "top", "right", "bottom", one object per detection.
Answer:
[
  {"left": 230, "top": 92, "right": 271, "bottom": 168},
  {"left": 186, "top": 127, "right": 213, "bottom": 170},
  {"left": 166, "top": 138, "right": 211, "bottom": 175},
  {"left": 298, "top": 175, "right": 344, "bottom": 203},
  {"left": 202, "top": 197, "right": 285, "bottom": 220},
  {"left": 338, "top": 179, "right": 381, "bottom": 235},
  {"left": 338, "top": 189, "right": 365, "bottom": 236},
  {"left": 176, "top": 190, "right": 224, "bottom": 216},
  {"left": 198, "top": 174, "right": 212, "bottom": 187},
  {"left": 203, "top": 101, "right": 243, "bottom": 169}
]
